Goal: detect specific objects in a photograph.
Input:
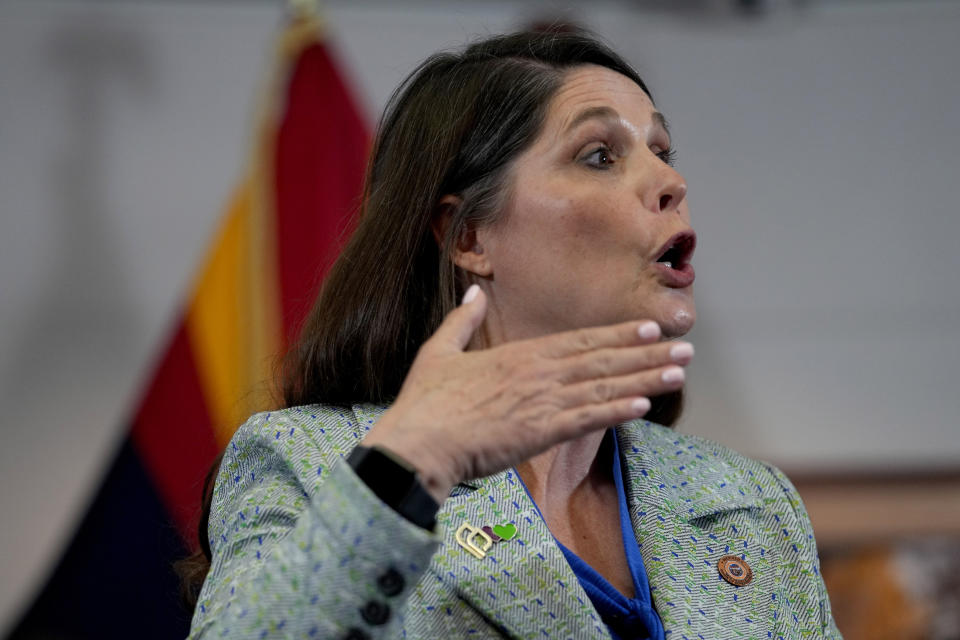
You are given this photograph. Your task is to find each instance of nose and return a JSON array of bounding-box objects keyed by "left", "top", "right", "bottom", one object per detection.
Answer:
[{"left": 647, "top": 164, "right": 687, "bottom": 214}]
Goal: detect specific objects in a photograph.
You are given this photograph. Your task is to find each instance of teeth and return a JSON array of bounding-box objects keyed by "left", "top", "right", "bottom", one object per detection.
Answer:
[{"left": 663, "top": 261, "right": 672, "bottom": 268}]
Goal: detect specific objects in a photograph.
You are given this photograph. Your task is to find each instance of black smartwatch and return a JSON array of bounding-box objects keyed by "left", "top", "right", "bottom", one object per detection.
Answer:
[{"left": 347, "top": 445, "right": 439, "bottom": 531}]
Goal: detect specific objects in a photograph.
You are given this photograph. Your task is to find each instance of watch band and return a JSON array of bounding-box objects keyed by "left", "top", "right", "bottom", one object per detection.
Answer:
[{"left": 347, "top": 445, "right": 440, "bottom": 531}]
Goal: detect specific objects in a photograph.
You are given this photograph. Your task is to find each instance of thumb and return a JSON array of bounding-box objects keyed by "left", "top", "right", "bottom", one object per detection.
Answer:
[{"left": 430, "top": 284, "right": 487, "bottom": 352}]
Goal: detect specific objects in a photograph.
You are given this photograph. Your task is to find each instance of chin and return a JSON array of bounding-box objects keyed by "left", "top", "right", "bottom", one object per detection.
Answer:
[{"left": 659, "top": 304, "right": 696, "bottom": 338}]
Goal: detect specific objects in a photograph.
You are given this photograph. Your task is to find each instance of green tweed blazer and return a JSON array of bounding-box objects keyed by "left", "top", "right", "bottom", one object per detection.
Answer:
[{"left": 189, "top": 404, "right": 841, "bottom": 639}]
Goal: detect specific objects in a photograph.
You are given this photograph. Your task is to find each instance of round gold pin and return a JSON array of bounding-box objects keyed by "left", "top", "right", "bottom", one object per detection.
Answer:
[{"left": 717, "top": 555, "right": 753, "bottom": 587}]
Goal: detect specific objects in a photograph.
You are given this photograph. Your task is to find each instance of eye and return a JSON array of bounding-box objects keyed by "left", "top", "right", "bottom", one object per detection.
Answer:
[
  {"left": 582, "top": 145, "right": 615, "bottom": 170},
  {"left": 656, "top": 147, "right": 677, "bottom": 167}
]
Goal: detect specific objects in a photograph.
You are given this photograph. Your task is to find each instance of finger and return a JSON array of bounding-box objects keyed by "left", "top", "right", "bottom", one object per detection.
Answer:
[
  {"left": 554, "top": 365, "right": 686, "bottom": 409},
  {"left": 555, "top": 341, "right": 694, "bottom": 384},
  {"left": 538, "top": 319, "right": 661, "bottom": 359},
  {"left": 424, "top": 284, "right": 488, "bottom": 353},
  {"left": 549, "top": 396, "right": 652, "bottom": 442}
]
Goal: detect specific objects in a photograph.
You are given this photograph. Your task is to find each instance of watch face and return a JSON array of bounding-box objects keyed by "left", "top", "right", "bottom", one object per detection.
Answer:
[
  {"left": 349, "top": 445, "right": 415, "bottom": 500},
  {"left": 369, "top": 445, "right": 418, "bottom": 474},
  {"left": 348, "top": 445, "right": 438, "bottom": 530}
]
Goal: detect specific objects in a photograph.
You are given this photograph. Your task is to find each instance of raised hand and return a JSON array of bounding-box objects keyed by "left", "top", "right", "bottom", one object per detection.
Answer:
[{"left": 362, "top": 284, "right": 693, "bottom": 502}]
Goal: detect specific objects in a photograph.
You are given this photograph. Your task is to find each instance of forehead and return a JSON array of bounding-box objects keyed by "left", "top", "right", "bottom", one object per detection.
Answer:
[{"left": 545, "top": 64, "right": 657, "bottom": 135}]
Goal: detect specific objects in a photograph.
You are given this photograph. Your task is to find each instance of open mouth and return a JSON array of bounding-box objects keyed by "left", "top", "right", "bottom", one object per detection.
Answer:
[{"left": 654, "top": 231, "right": 696, "bottom": 270}]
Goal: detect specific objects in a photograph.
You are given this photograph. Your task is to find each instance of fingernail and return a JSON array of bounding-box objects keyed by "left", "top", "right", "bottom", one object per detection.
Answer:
[
  {"left": 462, "top": 284, "right": 479, "bottom": 305},
  {"left": 638, "top": 321, "right": 660, "bottom": 339},
  {"left": 632, "top": 397, "right": 651, "bottom": 415},
  {"left": 670, "top": 342, "right": 694, "bottom": 362},
  {"left": 661, "top": 366, "right": 685, "bottom": 384}
]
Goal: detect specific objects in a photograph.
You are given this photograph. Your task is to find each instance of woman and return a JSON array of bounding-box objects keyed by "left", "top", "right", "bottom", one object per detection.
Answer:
[{"left": 187, "top": 31, "right": 841, "bottom": 639}]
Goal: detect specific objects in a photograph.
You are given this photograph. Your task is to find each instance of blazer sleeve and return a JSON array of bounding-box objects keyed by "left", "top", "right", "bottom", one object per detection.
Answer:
[
  {"left": 188, "top": 410, "right": 441, "bottom": 640},
  {"left": 763, "top": 462, "right": 844, "bottom": 639}
]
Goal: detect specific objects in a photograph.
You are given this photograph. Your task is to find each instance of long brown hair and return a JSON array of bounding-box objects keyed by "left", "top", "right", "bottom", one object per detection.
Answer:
[{"left": 180, "top": 29, "right": 682, "bottom": 612}]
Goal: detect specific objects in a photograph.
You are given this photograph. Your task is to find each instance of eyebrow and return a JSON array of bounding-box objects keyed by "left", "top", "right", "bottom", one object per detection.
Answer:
[
  {"left": 652, "top": 111, "right": 672, "bottom": 139},
  {"left": 564, "top": 105, "right": 672, "bottom": 141}
]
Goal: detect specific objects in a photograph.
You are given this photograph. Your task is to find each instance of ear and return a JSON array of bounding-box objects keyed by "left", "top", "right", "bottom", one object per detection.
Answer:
[{"left": 431, "top": 195, "right": 493, "bottom": 277}]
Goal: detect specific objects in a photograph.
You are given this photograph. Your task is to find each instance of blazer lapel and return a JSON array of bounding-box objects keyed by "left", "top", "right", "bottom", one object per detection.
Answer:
[
  {"left": 616, "top": 422, "right": 777, "bottom": 638},
  {"left": 432, "top": 470, "right": 610, "bottom": 639}
]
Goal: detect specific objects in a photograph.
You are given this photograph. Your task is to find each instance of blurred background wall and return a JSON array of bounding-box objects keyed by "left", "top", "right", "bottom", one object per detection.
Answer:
[{"left": 1, "top": 0, "right": 958, "bottom": 637}]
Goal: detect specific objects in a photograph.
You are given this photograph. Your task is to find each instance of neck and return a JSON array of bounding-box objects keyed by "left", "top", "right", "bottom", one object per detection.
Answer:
[
  {"left": 470, "top": 290, "right": 618, "bottom": 512},
  {"left": 515, "top": 430, "right": 614, "bottom": 518}
]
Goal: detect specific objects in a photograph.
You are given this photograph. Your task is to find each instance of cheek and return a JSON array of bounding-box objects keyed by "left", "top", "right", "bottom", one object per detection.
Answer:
[
  {"left": 561, "top": 191, "right": 658, "bottom": 264},
  {"left": 486, "top": 180, "right": 655, "bottom": 284},
  {"left": 489, "top": 188, "right": 581, "bottom": 263}
]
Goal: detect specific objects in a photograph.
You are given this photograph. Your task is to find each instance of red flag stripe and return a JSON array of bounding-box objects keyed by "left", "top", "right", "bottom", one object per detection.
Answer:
[
  {"left": 130, "top": 322, "right": 219, "bottom": 544},
  {"left": 275, "top": 42, "right": 370, "bottom": 344}
]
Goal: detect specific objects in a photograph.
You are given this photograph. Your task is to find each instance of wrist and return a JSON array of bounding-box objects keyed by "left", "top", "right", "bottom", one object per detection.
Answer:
[
  {"left": 363, "top": 427, "right": 457, "bottom": 504},
  {"left": 365, "top": 441, "right": 456, "bottom": 505},
  {"left": 347, "top": 444, "right": 441, "bottom": 530}
]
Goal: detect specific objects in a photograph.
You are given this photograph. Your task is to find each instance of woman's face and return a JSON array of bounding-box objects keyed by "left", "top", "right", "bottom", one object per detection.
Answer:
[{"left": 474, "top": 64, "right": 695, "bottom": 343}]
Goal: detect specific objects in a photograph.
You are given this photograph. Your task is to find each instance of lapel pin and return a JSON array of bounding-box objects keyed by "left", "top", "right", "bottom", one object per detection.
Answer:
[
  {"left": 455, "top": 523, "right": 493, "bottom": 559},
  {"left": 717, "top": 555, "right": 753, "bottom": 587},
  {"left": 482, "top": 523, "right": 517, "bottom": 542}
]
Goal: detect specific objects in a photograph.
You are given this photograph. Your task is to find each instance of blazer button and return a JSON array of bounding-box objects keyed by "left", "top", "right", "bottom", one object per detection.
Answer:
[
  {"left": 342, "top": 628, "right": 371, "bottom": 640},
  {"left": 377, "top": 567, "right": 405, "bottom": 597},
  {"left": 360, "top": 600, "right": 391, "bottom": 626}
]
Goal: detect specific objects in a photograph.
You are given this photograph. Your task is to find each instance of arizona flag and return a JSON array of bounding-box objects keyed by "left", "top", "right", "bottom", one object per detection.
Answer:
[{"left": 11, "top": 8, "right": 369, "bottom": 640}]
